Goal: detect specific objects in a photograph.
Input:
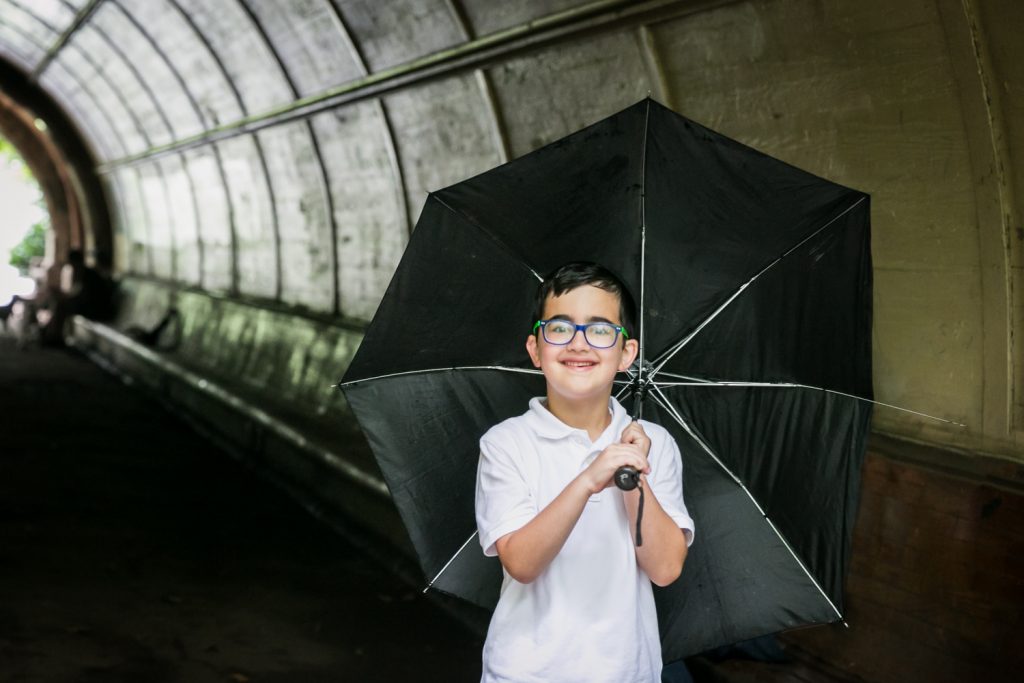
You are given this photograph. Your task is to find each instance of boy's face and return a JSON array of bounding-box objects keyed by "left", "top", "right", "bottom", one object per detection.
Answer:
[{"left": 526, "top": 284, "right": 638, "bottom": 406}]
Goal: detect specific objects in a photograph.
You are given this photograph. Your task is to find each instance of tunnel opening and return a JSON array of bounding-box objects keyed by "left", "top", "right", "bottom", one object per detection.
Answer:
[
  {"left": 0, "top": 56, "right": 112, "bottom": 292},
  {"left": 0, "top": 133, "right": 44, "bottom": 310}
]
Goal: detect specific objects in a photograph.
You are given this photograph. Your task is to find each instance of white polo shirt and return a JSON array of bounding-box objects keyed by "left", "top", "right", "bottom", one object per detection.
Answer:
[{"left": 475, "top": 397, "right": 695, "bottom": 683}]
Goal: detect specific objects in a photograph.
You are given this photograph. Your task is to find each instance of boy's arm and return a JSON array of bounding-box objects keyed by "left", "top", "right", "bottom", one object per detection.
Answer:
[
  {"left": 493, "top": 476, "right": 590, "bottom": 584},
  {"left": 494, "top": 441, "right": 651, "bottom": 584},
  {"left": 622, "top": 483, "right": 688, "bottom": 586},
  {"left": 619, "top": 422, "right": 689, "bottom": 587}
]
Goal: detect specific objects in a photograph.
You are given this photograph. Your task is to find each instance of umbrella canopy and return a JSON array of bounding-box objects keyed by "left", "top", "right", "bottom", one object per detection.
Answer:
[{"left": 340, "top": 98, "right": 872, "bottom": 661}]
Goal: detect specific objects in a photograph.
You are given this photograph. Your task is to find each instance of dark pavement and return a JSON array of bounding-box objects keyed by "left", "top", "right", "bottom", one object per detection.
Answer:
[{"left": 0, "top": 335, "right": 483, "bottom": 682}]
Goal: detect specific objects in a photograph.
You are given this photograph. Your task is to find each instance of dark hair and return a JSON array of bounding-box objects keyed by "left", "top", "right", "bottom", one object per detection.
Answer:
[{"left": 533, "top": 262, "right": 636, "bottom": 337}]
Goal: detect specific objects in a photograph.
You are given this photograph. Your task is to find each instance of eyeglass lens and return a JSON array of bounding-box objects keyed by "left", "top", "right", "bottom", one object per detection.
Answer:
[{"left": 543, "top": 320, "right": 619, "bottom": 348}]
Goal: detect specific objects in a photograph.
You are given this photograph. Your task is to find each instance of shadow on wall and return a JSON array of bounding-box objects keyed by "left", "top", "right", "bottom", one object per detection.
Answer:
[{"left": 125, "top": 307, "right": 182, "bottom": 351}]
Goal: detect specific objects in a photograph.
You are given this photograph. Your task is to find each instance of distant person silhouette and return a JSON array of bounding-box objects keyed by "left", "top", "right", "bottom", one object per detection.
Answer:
[{"left": 40, "top": 249, "right": 116, "bottom": 346}]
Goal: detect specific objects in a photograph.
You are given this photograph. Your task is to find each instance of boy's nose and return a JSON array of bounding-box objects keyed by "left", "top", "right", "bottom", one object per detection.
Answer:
[{"left": 566, "top": 329, "right": 589, "bottom": 350}]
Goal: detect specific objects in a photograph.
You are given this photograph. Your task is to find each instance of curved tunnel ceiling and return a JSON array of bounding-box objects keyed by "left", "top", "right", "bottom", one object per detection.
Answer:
[{"left": 0, "top": 0, "right": 685, "bottom": 323}]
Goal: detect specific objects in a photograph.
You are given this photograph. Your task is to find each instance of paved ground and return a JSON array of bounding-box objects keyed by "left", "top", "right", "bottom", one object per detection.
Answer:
[{"left": 0, "top": 335, "right": 483, "bottom": 682}]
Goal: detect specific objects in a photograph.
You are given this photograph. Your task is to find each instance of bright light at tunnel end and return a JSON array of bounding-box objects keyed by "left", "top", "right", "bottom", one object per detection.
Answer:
[{"left": 0, "top": 263, "right": 36, "bottom": 307}]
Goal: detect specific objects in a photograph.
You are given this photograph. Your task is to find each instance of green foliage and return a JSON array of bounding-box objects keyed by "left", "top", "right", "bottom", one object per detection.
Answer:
[
  {"left": 2, "top": 136, "right": 49, "bottom": 272},
  {"left": 8, "top": 221, "right": 47, "bottom": 272}
]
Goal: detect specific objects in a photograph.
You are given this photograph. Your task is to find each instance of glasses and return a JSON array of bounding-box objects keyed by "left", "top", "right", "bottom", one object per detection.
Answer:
[{"left": 533, "top": 319, "right": 629, "bottom": 349}]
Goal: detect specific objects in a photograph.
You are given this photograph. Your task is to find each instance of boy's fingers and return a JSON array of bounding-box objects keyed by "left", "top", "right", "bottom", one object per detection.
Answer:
[
  {"left": 598, "top": 444, "right": 644, "bottom": 471},
  {"left": 621, "top": 422, "right": 649, "bottom": 445}
]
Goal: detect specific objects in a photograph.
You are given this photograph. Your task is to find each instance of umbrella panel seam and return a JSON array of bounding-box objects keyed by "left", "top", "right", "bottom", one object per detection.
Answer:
[
  {"left": 430, "top": 193, "right": 543, "bottom": 283},
  {"left": 649, "top": 378, "right": 957, "bottom": 426},
  {"left": 425, "top": 529, "right": 481, "bottom": 593},
  {"left": 648, "top": 383, "right": 843, "bottom": 621},
  {"left": 648, "top": 196, "right": 868, "bottom": 378},
  {"left": 339, "top": 364, "right": 542, "bottom": 388}
]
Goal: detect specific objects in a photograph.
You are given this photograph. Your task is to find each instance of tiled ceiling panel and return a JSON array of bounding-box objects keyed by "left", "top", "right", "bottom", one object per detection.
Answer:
[
  {"left": 337, "top": 0, "right": 464, "bottom": 72},
  {"left": 244, "top": 0, "right": 365, "bottom": 96},
  {"left": 173, "top": 0, "right": 293, "bottom": 116}
]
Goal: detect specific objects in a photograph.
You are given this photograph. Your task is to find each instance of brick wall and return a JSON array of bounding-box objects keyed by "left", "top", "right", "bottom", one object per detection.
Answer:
[{"left": 782, "top": 437, "right": 1024, "bottom": 682}]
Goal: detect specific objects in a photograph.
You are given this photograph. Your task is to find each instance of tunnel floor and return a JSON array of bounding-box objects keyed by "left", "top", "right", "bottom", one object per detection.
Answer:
[{"left": 0, "top": 335, "right": 483, "bottom": 682}]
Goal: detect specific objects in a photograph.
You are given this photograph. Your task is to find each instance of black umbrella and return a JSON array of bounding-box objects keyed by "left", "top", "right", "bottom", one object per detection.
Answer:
[{"left": 339, "top": 98, "right": 872, "bottom": 661}]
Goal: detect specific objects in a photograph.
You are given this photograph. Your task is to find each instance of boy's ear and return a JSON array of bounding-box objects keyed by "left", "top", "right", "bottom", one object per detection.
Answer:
[
  {"left": 526, "top": 334, "right": 541, "bottom": 368},
  {"left": 618, "top": 337, "right": 639, "bottom": 372}
]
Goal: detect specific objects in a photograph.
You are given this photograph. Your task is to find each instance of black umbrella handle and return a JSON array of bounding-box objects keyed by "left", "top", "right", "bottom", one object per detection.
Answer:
[
  {"left": 631, "top": 385, "right": 645, "bottom": 421},
  {"left": 615, "top": 382, "right": 644, "bottom": 491},
  {"left": 614, "top": 468, "right": 644, "bottom": 546},
  {"left": 614, "top": 466, "right": 640, "bottom": 490},
  {"left": 612, "top": 383, "right": 647, "bottom": 545},
  {"left": 615, "top": 401, "right": 645, "bottom": 546},
  {"left": 617, "top": 382, "right": 646, "bottom": 493}
]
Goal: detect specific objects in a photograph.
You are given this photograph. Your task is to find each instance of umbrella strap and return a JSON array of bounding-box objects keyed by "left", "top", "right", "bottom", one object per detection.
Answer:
[{"left": 635, "top": 482, "right": 644, "bottom": 547}]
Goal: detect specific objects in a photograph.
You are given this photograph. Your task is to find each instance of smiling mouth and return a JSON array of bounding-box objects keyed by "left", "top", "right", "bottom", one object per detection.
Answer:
[{"left": 562, "top": 360, "right": 597, "bottom": 369}]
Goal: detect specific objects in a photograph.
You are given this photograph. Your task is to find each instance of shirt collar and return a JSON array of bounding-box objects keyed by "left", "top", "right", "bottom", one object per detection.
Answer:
[{"left": 525, "top": 396, "right": 630, "bottom": 444}]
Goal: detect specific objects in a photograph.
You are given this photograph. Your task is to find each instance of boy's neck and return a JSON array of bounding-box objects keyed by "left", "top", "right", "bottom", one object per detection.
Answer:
[{"left": 545, "top": 393, "right": 613, "bottom": 442}]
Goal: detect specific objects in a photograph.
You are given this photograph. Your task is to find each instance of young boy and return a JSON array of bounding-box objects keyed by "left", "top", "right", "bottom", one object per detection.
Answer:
[{"left": 475, "top": 262, "right": 695, "bottom": 682}]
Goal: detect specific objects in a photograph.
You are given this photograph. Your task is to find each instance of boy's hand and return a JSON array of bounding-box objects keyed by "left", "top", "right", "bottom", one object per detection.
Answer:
[
  {"left": 581, "top": 423, "right": 652, "bottom": 494},
  {"left": 620, "top": 421, "right": 652, "bottom": 459}
]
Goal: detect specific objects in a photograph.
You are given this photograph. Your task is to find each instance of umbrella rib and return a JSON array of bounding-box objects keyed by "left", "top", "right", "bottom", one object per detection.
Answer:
[
  {"left": 430, "top": 193, "right": 543, "bottom": 282},
  {"left": 424, "top": 529, "right": 481, "bottom": 593},
  {"left": 648, "top": 196, "right": 868, "bottom": 378},
  {"left": 651, "top": 371, "right": 717, "bottom": 384},
  {"left": 651, "top": 378, "right": 965, "bottom": 427},
  {"left": 648, "top": 383, "right": 844, "bottom": 622},
  {"left": 339, "top": 365, "right": 543, "bottom": 387},
  {"left": 637, "top": 98, "right": 650, "bottom": 390}
]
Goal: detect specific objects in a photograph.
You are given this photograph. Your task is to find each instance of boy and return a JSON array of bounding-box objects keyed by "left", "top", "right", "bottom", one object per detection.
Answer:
[{"left": 475, "top": 262, "right": 695, "bottom": 683}]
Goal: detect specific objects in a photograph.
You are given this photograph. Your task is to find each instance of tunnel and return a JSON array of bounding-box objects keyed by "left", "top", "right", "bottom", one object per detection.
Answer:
[{"left": 1, "top": 1, "right": 1021, "bottom": 681}]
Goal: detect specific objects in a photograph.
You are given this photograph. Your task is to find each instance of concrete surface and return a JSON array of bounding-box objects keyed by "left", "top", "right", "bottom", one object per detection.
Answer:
[{"left": 0, "top": 334, "right": 483, "bottom": 683}]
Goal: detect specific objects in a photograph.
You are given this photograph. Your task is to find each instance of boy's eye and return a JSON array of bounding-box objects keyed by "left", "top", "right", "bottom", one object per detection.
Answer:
[
  {"left": 590, "top": 324, "right": 614, "bottom": 337},
  {"left": 548, "top": 320, "right": 574, "bottom": 335}
]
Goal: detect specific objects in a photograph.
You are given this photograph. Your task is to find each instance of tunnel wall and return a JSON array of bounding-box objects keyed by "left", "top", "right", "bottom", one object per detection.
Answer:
[{"left": 3, "top": 0, "right": 1019, "bottom": 461}]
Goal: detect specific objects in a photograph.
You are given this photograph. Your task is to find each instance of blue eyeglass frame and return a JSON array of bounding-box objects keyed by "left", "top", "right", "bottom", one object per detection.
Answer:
[{"left": 532, "top": 319, "right": 630, "bottom": 348}]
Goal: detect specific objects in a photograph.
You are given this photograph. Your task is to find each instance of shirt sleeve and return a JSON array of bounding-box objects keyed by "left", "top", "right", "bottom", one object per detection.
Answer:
[
  {"left": 475, "top": 433, "right": 537, "bottom": 557},
  {"left": 646, "top": 426, "right": 696, "bottom": 546}
]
